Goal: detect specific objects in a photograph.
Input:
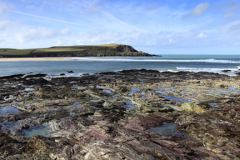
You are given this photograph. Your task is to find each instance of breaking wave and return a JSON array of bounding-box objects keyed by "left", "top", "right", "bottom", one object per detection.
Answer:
[
  {"left": 176, "top": 67, "right": 239, "bottom": 71},
  {"left": 66, "top": 58, "right": 240, "bottom": 64}
]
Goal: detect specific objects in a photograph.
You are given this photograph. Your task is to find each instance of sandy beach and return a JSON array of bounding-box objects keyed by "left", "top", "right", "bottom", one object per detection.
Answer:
[{"left": 0, "top": 57, "right": 72, "bottom": 62}]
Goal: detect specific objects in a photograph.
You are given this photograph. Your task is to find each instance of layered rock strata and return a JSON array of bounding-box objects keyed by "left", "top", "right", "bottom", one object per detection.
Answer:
[{"left": 0, "top": 70, "right": 240, "bottom": 159}]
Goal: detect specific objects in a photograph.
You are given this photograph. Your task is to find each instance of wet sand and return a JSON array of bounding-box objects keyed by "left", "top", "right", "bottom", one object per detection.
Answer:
[{"left": 0, "top": 57, "right": 72, "bottom": 61}]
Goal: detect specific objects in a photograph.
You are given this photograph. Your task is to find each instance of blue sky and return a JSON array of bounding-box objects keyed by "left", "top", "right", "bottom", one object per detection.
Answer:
[{"left": 0, "top": 0, "right": 240, "bottom": 55}]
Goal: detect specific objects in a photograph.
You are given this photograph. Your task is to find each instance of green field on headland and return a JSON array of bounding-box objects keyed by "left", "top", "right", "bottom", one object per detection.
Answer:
[
  {"left": 0, "top": 49, "right": 35, "bottom": 56},
  {"left": 0, "top": 44, "right": 155, "bottom": 57}
]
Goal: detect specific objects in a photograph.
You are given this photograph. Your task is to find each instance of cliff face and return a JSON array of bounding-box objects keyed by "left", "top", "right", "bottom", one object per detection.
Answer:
[
  {"left": 0, "top": 44, "right": 157, "bottom": 57},
  {"left": 116, "top": 45, "right": 138, "bottom": 52}
]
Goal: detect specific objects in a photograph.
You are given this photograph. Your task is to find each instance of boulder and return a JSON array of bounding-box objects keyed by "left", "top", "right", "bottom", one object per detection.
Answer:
[{"left": 221, "top": 70, "right": 231, "bottom": 72}]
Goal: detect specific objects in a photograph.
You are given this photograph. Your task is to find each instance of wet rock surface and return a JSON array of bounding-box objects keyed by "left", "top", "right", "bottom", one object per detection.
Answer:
[{"left": 0, "top": 69, "right": 240, "bottom": 159}]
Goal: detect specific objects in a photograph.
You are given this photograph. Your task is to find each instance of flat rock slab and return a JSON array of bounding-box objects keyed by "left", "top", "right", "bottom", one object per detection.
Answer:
[{"left": 0, "top": 69, "right": 240, "bottom": 159}]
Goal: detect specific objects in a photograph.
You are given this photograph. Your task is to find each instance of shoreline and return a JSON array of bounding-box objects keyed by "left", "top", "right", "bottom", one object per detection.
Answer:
[
  {"left": 0, "top": 57, "right": 239, "bottom": 77},
  {"left": 0, "top": 57, "right": 73, "bottom": 62},
  {"left": 0, "top": 56, "right": 158, "bottom": 62}
]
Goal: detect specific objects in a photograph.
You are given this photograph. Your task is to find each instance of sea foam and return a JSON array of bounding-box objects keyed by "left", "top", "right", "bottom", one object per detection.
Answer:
[{"left": 66, "top": 58, "right": 240, "bottom": 64}]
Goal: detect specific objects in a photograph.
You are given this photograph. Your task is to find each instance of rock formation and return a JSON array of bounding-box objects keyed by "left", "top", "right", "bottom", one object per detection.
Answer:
[
  {"left": 0, "top": 70, "right": 240, "bottom": 159},
  {"left": 0, "top": 44, "right": 157, "bottom": 57}
]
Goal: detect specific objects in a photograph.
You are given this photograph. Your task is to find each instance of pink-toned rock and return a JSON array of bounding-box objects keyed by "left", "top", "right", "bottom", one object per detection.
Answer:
[
  {"left": 124, "top": 115, "right": 174, "bottom": 131},
  {"left": 126, "top": 139, "right": 189, "bottom": 160},
  {"left": 83, "top": 141, "right": 158, "bottom": 160}
]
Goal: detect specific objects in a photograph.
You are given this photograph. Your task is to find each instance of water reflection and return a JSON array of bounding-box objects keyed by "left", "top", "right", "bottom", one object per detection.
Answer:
[
  {"left": 0, "top": 106, "right": 21, "bottom": 117},
  {"left": 149, "top": 122, "right": 187, "bottom": 136}
]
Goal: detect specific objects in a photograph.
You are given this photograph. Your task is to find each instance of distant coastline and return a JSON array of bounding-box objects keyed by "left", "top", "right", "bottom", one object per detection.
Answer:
[
  {"left": 0, "top": 57, "right": 72, "bottom": 62},
  {"left": 0, "top": 44, "right": 158, "bottom": 58}
]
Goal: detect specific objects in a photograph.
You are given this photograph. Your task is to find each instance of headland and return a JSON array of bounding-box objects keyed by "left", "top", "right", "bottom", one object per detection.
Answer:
[{"left": 0, "top": 44, "right": 157, "bottom": 58}]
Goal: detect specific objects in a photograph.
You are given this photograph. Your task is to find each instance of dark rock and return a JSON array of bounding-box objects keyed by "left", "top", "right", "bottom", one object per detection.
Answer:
[
  {"left": 0, "top": 133, "right": 25, "bottom": 159},
  {"left": 23, "top": 78, "right": 50, "bottom": 86},
  {"left": 0, "top": 74, "right": 24, "bottom": 80},
  {"left": 1, "top": 69, "right": 240, "bottom": 159},
  {"left": 221, "top": 70, "right": 231, "bottom": 72},
  {"left": 235, "top": 72, "right": 240, "bottom": 76}
]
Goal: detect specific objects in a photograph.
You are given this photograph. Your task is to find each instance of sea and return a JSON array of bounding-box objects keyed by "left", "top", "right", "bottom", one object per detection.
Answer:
[{"left": 0, "top": 55, "right": 240, "bottom": 77}]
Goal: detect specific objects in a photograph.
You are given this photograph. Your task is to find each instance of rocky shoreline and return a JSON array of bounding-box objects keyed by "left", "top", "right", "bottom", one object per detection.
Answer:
[{"left": 0, "top": 69, "right": 240, "bottom": 159}]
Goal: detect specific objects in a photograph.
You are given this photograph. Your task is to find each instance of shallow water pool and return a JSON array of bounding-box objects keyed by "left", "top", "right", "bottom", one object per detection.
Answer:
[
  {"left": 123, "top": 104, "right": 137, "bottom": 109},
  {"left": 22, "top": 125, "right": 51, "bottom": 137},
  {"left": 102, "top": 89, "right": 114, "bottom": 95},
  {"left": 208, "top": 103, "right": 222, "bottom": 110},
  {"left": 228, "top": 87, "right": 240, "bottom": 92},
  {"left": 164, "top": 96, "right": 192, "bottom": 102},
  {"left": 123, "top": 99, "right": 132, "bottom": 103},
  {"left": 73, "top": 102, "right": 81, "bottom": 105},
  {"left": 149, "top": 122, "right": 187, "bottom": 136},
  {"left": 0, "top": 106, "right": 21, "bottom": 117}
]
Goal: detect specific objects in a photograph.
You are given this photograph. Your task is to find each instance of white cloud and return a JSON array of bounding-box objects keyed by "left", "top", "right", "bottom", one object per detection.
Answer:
[
  {"left": 100, "top": 11, "right": 145, "bottom": 32},
  {"left": 0, "top": 0, "right": 240, "bottom": 53},
  {"left": 17, "top": 27, "right": 57, "bottom": 43},
  {"left": 183, "top": 3, "right": 210, "bottom": 18},
  {"left": 223, "top": 21, "right": 240, "bottom": 32},
  {"left": 76, "top": 30, "right": 194, "bottom": 48},
  {"left": 0, "top": 20, "right": 12, "bottom": 30},
  {"left": 0, "top": 2, "right": 8, "bottom": 14},
  {"left": 223, "top": 2, "right": 240, "bottom": 20},
  {"left": 9, "top": 10, "right": 91, "bottom": 28},
  {"left": 73, "top": 0, "right": 101, "bottom": 9},
  {"left": 197, "top": 33, "right": 207, "bottom": 38},
  {"left": 21, "top": 0, "right": 72, "bottom": 3},
  {"left": 146, "top": 2, "right": 159, "bottom": 10},
  {"left": 0, "top": 1, "right": 14, "bottom": 16},
  {"left": 224, "top": 13, "right": 236, "bottom": 19},
  {"left": 85, "top": 4, "right": 101, "bottom": 15},
  {"left": 61, "top": 28, "right": 70, "bottom": 35},
  {"left": 26, "top": 5, "right": 35, "bottom": 9},
  {"left": 0, "top": 27, "right": 238, "bottom": 51},
  {"left": 214, "top": 1, "right": 240, "bottom": 20}
]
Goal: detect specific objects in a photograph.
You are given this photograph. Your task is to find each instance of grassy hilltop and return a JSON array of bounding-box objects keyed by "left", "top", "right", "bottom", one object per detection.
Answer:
[{"left": 0, "top": 44, "right": 156, "bottom": 57}]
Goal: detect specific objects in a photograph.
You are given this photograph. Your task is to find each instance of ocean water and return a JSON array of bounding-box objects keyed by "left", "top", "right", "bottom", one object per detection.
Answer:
[{"left": 0, "top": 55, "right": 239, "bottom": 77}]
